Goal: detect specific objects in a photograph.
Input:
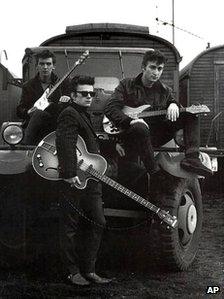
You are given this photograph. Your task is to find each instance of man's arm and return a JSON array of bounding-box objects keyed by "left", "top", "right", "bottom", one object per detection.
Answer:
[
  {"left": 16, "top": 84, "right": 33, "bottom": 119},
  {"left": 166, "top": 86, "right": 180, "bottom": 122},
  {"left": 104, "top": 80, "right": 132, "bottom": 129},
  {"left": 45, "top": 78, "right": 71, "bottom": 114},
  {"left": 56, "top": 110, "right": 79, "bottom": 179}
]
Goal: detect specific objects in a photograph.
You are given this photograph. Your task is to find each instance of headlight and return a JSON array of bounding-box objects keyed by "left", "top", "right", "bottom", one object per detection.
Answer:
[{"left": 2, "top": 124, "right": 24, "bottom": 145}]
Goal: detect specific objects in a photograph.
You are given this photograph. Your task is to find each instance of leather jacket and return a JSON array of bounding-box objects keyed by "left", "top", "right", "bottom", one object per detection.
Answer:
[{"left": 104, "top": 73, "right": 178, "bottom": 129}]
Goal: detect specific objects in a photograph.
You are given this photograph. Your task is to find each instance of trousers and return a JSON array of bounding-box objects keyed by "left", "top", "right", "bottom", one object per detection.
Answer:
[
  {"left": 23, "top": 104, "right": 66, "bottom": 145},
  {"left": 121, "top": 113, "right": 200, "bottom": 173},
  {"left": 23, "top": 110, "right": 56, "bottom": 145},
  {"left": 59, "top": 180, "right": 106, "bottom": 275}
]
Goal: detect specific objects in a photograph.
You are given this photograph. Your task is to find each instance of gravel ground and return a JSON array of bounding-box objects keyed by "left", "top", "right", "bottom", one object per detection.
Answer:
[{"left": 0, "top": 190, "right": 223, "bottom": 299}]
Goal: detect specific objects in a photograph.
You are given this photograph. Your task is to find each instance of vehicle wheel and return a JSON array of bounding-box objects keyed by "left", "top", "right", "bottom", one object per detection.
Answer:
[{"left": 152, "top": 175, "right": 202, "bottom": 271}]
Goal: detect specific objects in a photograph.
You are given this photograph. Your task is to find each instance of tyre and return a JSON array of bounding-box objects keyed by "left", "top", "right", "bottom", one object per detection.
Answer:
[{"left": 152, "top": 175, "right": 202, "bottom": 271}]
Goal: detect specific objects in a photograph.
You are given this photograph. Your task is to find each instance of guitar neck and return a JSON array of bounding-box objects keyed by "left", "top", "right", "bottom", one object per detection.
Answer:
[
  {"left": 47, "top": 50, "right": 89, "bottom": 100},
  {"left": 86, "top": 164, "right": 160, "bottom": 214},
  {"left": 47, "top": 62, "right": 79, "bottom": 99},
  {"left": 138, "top": 107, "right": 187, "bottom": 118}
]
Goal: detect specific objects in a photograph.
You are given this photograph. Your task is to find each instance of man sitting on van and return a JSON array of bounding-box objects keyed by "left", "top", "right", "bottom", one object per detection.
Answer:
[
  {"left": 17, "top": 49, "right": 70, "bottom": 145},
  {"left": 105, "top": 50, "right": 212, "bottom": 177}
]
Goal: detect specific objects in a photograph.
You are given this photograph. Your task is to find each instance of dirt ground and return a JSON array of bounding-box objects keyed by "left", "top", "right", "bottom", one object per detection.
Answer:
[{"left": 0, "top": 188, "right": 223, "bottom": 299}]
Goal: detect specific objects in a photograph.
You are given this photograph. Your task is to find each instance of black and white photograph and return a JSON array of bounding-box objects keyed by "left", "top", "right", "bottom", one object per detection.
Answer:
[{"left": 0, "top": 0, "right": 223, "bottom": 298}]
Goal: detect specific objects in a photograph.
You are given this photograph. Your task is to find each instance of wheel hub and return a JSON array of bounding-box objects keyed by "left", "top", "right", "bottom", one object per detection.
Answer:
[
  {"left": 187, "top": 204, "right": 197, "bottom": 234},
  {"left": 178, "top": 193, "right": 197, "bottom": 246}
]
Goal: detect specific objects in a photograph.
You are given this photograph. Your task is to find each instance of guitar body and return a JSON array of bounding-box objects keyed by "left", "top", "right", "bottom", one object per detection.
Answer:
[
  {"left": 32, "top": 131, "right": 107, "bottom": 189},
  {"left": 122, "top": 104, "right": 151, "bottom": 117},
  {"left": 103, "top": 104, "right": 151, "bottom": 134},
  {"left": 33, "top": 88, "right": 51, "bottom": 111}
]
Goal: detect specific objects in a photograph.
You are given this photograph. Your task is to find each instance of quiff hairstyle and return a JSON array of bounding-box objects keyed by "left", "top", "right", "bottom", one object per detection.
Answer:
[
  {"left": 70, "top": 75, "right": 95, "bottom": 93},
  {"left": 142, "top": 50, "right": 167, "bottom": 68},
  {"left": 35, "top": 50, "right": 56, "bottom": 65}
]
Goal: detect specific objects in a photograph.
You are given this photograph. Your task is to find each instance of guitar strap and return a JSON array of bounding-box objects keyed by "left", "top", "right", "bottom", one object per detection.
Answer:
[{"left": 62, "top": 194, "right": 153, "bottom": 232}]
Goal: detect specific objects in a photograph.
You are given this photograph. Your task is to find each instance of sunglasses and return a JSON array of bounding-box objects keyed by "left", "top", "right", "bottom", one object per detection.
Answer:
[{"left": 76, "top": 91, "right": 96, "bottom": 97}]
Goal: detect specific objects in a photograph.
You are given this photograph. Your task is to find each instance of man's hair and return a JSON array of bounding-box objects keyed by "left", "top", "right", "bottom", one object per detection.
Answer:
[
  {"left": 70, "top": 75, "right": 95, "bottom": 92},
  {"left": 35, "top": 50, "right": 56, "bottom": 65},
  {"left": 142, "top": 50, "right": 167, "bottom": 68}
]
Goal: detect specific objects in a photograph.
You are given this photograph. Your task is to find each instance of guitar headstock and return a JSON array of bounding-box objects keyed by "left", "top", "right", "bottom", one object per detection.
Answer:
[
  {"left": 157, "top": 209, "right": 178, "bottom": 229},
  {"left": 186, "top": 104, "right": 210, "bottom": 114},
  {"left": 77, "top": 50, "right": 89, "bottom": 65}
]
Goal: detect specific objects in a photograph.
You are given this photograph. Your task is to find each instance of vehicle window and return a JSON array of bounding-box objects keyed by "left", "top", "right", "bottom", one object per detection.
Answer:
[{"left": 94, "top": 77, "right": 119, "bottom": 93}]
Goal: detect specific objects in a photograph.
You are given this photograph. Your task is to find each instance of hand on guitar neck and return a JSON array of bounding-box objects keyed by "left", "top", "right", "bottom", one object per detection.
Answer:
[{"left": 103, "top": 104, "right": 210, "bottom": 135}]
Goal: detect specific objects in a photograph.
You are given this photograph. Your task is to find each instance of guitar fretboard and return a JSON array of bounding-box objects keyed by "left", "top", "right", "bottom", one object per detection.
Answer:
[
  {"left": 82, "top": 162, "right": 160, "bottom": 214},
  {"left": 47, "top": 50, "right": 89, "bottom": 99},
  {"left": 138, "top": 107, "right": 187, "bottom": 118}
]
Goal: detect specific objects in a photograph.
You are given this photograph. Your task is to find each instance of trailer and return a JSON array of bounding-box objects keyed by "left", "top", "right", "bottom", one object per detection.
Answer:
[
  {"left": 180, "top": 45, "right": 224, "bottom": 148},
  {"left": 0, "top": 63, "right": 21, "bottom": 126}
]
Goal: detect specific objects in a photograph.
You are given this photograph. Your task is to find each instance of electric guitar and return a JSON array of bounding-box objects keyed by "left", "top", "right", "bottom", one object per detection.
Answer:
[
  {"left": 28, "top": 50, "right": 89, "bottom": 114},
  {"left": 32, "top": 132, "right": 178, "bottom": 229},
  {"left": 103, "top": 104, "right": 210, "bottom": 134}
]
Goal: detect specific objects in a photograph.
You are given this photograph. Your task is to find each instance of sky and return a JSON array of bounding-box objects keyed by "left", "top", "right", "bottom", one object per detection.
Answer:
[{"left": 0, "top": 0, "right": 224, "bottom": 77}]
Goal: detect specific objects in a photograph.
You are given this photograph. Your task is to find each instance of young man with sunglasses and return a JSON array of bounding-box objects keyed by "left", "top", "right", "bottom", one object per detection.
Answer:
[
  {"left": 56, "top": 75, "right": 112, "bottom": 285},
  {"left": 17, "top": 50, "right": 70, "bottom": 145}
]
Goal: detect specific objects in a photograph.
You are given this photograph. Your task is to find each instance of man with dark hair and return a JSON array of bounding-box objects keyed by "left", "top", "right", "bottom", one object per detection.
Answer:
[
  {"left": 17, "top": 49, "right": 70, "bottom": 144},
  {"left": 56, "top": 75, "right": 112, "bottom": 285},
  {"left": 105, "top": 49, "right": 212, "bottom": 177}
]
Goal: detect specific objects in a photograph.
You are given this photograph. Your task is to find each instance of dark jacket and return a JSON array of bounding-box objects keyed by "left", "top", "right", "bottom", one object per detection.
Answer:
[
  {"left": 56, "top": 103, "right": 100, "bottom": 179},
  {"left": 17, "top": 73, "right": 70, "bottom": 120},
  {"left": 104, "top": 73, "right": 178, "bottom": 129}
]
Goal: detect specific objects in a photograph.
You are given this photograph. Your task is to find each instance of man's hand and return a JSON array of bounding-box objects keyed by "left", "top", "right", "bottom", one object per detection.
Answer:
[
  {"left": 167, "top": 103, "right": 179, "bottom": 122},
  {"left": 116, "top": 143, "right": 125, "bottom": 157},
  {"left": 64, "top": 176, "right": 81, "bottom": 187},
  {"left": 130, "top": 118, "right": 149, "bottom": 129}
]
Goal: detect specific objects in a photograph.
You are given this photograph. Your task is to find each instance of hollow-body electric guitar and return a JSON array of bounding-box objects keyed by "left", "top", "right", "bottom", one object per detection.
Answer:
[
  {"left": 103, "top": 104, "right": 210, "bottom": 134},
  {"left": 28, "top": 50, "right": 89, "bottom": 114},
  {"left": 32, "top": 132, "right": 178, "bottom": 229}
]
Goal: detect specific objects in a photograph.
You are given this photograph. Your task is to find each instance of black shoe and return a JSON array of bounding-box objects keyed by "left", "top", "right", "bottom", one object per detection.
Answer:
[
  {"left": 82, "top": 272, "right": 113, "bottom": 284},
  {"left": 180, "top": 157, "right": 213, "bottom": 177},
  {"left": 67, "top": 273, "right": 90, "bottom": 286}
]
